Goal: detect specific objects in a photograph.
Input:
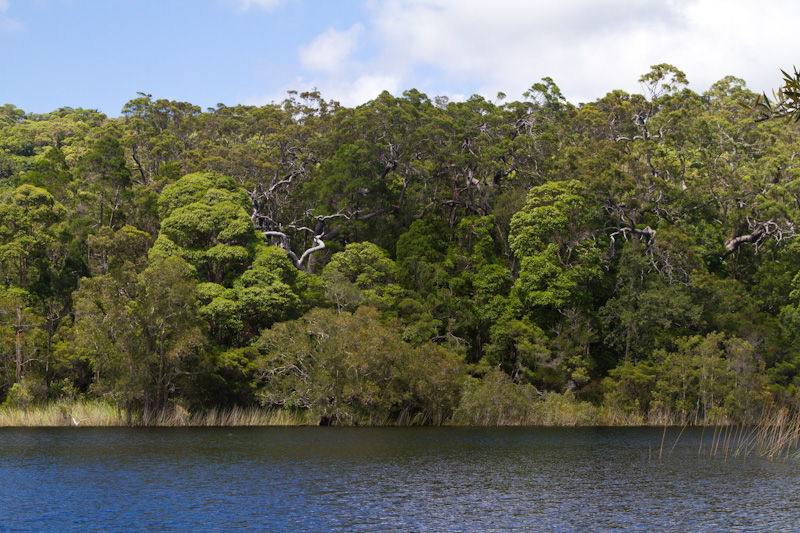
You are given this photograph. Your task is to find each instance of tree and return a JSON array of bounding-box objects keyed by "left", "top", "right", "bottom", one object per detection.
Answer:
[
  {"left": 72, "top": 262, "right": 144, "bottom": 422},
  {"left": 86, "top": 224, "right": 151, "bottom": 276},
  {"left": 135, "top": 256, "right": 203, "bottom": 415},
  {"left": 254, "top": 307, "right": 464, "bottom": 424},
  {"left": 510, "top": 180, "right": 602, "bottom": 323},
  {"left": 78, "top": 135, "right": 131, "bottom": 229},
  {"left": 599, "top": 244, "right": 700, "bottom": 362},
  {"left": 150, "top": 172, "right": 257, "bottom": 284},
  {"left": 0, "top": 287, "right": 43, "bottom": 388},
  {"left": 0, "top": 184, "right": 66, "bottom": 287},
  {"left": 751, "top": 67, "right": 800, "bottom": 122},
  {"left": 121, "top": 94, "right": 200, "bottom": 184},
  {"left": 20, "top": 147, "right": 73, "bottom": 203},
  {"left": 196, "top": 246, "right": 302, "bottom": 347},
  {"left": 322, "top": 241, "right": 400, "bottom": 312},
  {"left": 72, "top": 256, "right": 202, "bottom": 422}
]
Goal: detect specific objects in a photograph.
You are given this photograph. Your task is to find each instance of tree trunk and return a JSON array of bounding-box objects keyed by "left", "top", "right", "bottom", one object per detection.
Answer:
[{"left": 15, "top": 306, "right": 23, "bottom": 383}]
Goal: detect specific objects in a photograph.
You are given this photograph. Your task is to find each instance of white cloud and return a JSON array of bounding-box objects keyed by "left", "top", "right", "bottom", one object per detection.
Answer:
[
  {"left": 0, "top": 18, "right": 23, "bottom": 33},
  {"left": 242, "top": 72, "right": 401, "bottom": 109},
  {"left": 240, "top": 89, "right": 295, "bottom": 108},
  {"left": 245, "top": 0, "right": 800, "bottom": 110},
  {"left": 354, "top": 0, "right": 800, "bottom": 104},
  {"left": 299, "top": 24, "right": 364, "bottom": 73},
  {"left": 0, "top": 0, "right": 24, "bottom": 33},
  {"left": 672, "top": 0, "right": 800, "bottom": 94},
  {"left": 337, "top": 73, "right": 403, "bottom": 105},
  {"left": 231, "top": 0, "right": 283, "bottom": 12},
  {"left": 286, "top": 23, "right": 403, "bottom": 106},
  {"left": 363, "top": 0, "right": 692, "bottom": 103}
]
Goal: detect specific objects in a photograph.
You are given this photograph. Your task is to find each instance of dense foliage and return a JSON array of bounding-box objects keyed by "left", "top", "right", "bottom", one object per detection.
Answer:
[{"left": 2, "top": 66, "right": 799, "bottom": 425}]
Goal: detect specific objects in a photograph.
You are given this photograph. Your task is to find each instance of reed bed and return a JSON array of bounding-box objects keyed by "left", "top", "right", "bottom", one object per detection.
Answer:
[
  {"left": 727, "top": 407, "right": 800, "bottom": 461},
  {"left": 166, "top": 406, "right": 317, "bottom": 427},
  {"left": 5, "top": 398, "right": 800, "bottom": 440},
  {"left": 0, "top": 401, "right": 319, "bottom": 427},
  {"left": 0, "top": 400, "right": 122, "bottom": 427},
  {"left": 652, "top": 405, "right": 800, "bottom": 462}
]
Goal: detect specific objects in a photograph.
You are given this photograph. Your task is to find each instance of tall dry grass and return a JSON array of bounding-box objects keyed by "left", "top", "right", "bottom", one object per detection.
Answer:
[
  {"left": 0, "top": 400, "right": 121, "bottom": 427},
  {"left": 727, "top": 407, "right": 800, "bottom": 461},
  {"left": 0, "top": 401, "right": 319, "bottom": 427},
  {"left": 156, "top": 405, "right": 318, "bottom": 427},
  {"left": 652, "top": 405, "right": 800, "bottom": 462}
]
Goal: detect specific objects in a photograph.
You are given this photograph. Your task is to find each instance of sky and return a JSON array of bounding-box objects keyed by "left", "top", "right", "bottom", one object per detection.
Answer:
[{"left": 0, "top": 0, "right": 798, "bottom": 116}]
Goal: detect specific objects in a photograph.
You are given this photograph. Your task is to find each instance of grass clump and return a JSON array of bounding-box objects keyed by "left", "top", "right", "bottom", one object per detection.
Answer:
[
  {"left": 0, "top": 400, "right": 320, "bottom": 427},
  {"left": 729, "top": 406, "right": 800, "bottom": 461},
  {"left": 161, "top": 405, "right": 317, "bottom": 427},
  {"left": 0, "top": 399, "right": 121, "bottom": 427}
]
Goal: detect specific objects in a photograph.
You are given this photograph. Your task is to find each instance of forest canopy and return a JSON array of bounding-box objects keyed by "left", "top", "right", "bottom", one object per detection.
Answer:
[{"left": 2, "top": 65, "right": 799, "bottom": 425}]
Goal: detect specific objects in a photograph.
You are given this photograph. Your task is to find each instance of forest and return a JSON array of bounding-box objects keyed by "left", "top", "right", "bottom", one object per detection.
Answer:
[{"left": 2, "top": 64, "right": 800, "bottom": 426}]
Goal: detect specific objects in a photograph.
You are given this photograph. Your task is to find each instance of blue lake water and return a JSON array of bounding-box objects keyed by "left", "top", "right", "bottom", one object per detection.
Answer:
[{"left": 1, "top": 426, "right": 799, "bottom": 531}]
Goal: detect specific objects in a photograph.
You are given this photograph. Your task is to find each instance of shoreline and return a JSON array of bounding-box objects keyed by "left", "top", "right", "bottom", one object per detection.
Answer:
[{"left": 0, "top": 399, "right": 787, "bottom": 428}]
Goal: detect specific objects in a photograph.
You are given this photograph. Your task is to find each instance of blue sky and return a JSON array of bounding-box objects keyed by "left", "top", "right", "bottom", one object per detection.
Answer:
[{"left": 1, "top": 0, "right": 798, "bottom": 116}]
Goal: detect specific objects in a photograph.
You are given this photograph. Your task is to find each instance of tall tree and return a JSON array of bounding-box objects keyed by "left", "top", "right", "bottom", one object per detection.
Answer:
[{"left": 78, "top": 133, "right": 133, "bottom": 277}]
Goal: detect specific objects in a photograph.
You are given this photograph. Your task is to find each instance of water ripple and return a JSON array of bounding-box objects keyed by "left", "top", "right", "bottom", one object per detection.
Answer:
[{"left": 1, "top": 426, "right": 799, "bottom": 531}]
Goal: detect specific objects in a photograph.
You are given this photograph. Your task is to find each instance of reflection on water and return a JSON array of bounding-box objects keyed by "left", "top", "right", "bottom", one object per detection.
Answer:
[{"left": 1, "top": 426, "right": 799, "bottom": 531}]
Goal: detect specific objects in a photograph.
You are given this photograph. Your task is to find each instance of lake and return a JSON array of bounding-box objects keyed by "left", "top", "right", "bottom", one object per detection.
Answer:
[{"left": 1, "top": 426, "right": 799, "bottom": 531}]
